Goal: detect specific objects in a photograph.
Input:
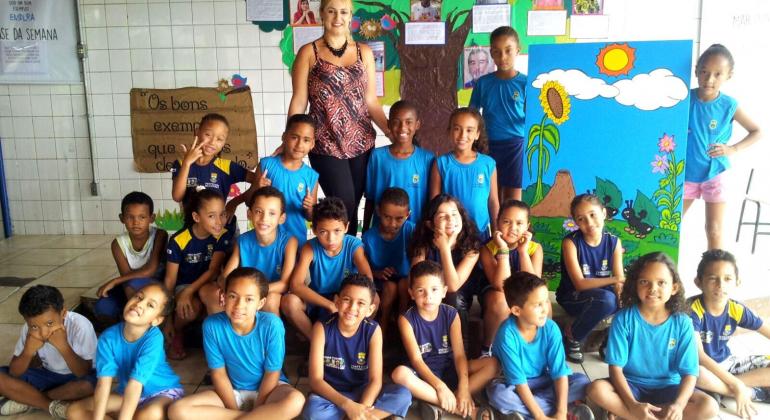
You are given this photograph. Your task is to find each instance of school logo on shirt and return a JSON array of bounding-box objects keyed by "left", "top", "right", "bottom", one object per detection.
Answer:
[
  {"left": 700, "top": 330, "right": 713, "bottom": 344},
  {"left": 512, "top": 91, "right": 520, "bottom": 101},
  {"left": 298, "top": 182, "right": 305, "bottom": 193},
  {"left": 582, "top": 264, "right": 591, "bottom": 276},
  {"left": 186, "top": 178, "right": 198, "bottom": 188},
  {"left": 324, "top": 356, "right": 345, "bottom": 370},
  {"left": 185, "top": 252, "right": 202, "bottom": 264},
  {"left": 438, "top": 334, "right": 450, "bottom": 354},
  {"left": 721, "top": 325, "right": 733, "bottom": 340},
  {"left": 210, "top": 172, "right": 218, "bottom": 184},
  {"left": 412, "top": 174, "right": 420, "bottom": 184},
  {"left": 351, "top": 352, "right": 368, "bottom": 371},
  {"left": 668, "top": 338, "right": 677, "bottom": 350},
  {"left": 597, "top": 259, "right": 611, "bottom": 276},
  {"left": 477, "top": 174, "right": 485, "bottom": 184},
  {"left": 343, "top": 268, "right": 351, "bottom": 278},
  {"left": 275, "top": 265, "right": 282, "bottom": 275},
  {"left": 419, "top": 342, "right": 433, "bottom": 354},
  {"left": 207, "top": 244, "right": 214, "bottom": 256},
  {"left": 709, "top": 119, "right": 718, "bottom": 130}
]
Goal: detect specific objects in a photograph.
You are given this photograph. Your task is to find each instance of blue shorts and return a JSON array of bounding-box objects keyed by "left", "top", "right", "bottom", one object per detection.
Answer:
[
  {"left": 627, "top": 382, "right": 681, "bottom": 405},
  {"left": 138, "top": 387, "right": 184, "bottom": 406},
  {"left": 488, "top": 138, "right": 524, "bottom": 188},
  {"left": 0, "top": 366, "right": 97, "bottom": 391},
  {"left": 302, "top": 383, "right": 411, "bottom": 419}
]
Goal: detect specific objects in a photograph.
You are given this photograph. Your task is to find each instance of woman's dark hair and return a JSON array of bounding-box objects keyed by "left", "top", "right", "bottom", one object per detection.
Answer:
[
  {"left": 19, "top": 286, "right": 64, "bottom": 318},
  {"left": 199, "top": 113, "right": 230, "bottom": 130},
  {"left": 696, "top": 249, "right": 739, "bottom": 279},
  {"left": 408, "top": 194, "right": 481, "bottom": 259},
  {"left": 569, "top": 193, "right": 604, "bottom": 218},
  {"left": 225, "top": 267, "right": 269, "bottom": 301},
  {"left": 339, "top": 273, "right": 376, "bottom": 302},
  {"left": 490, "top": 26, "right": 520, "bottom": 46},
  {"left": 312, "top": 196, "right": 348, "bottom": 226},
  {"left": 389, "top": 100, "right": 421, "bottom": 146},
  {"left": 448, "top": 107, "right": 488, "bottom": 154},
  {"left": 121, "top": 191, "right": 154, "bottom": 215},
  {"left": 621, "top": 252, "right": 686, "bottom": 314},
  {"left": 696, "top": 44, "right": 734, "bottom": 72},
  {"left": 182, "top": 188, "right": 226, "bottom": 228}
]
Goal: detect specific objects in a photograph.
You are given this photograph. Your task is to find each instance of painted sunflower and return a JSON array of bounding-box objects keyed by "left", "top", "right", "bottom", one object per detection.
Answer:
[{"left": 539, "top": 80, "right": 571, "bottom": 125}]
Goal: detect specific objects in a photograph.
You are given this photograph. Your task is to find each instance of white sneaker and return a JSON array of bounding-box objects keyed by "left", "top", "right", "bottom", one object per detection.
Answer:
[
  {"left": 0, "top": 398, "right": 29, "bottom": 416},
  {"left": 49, "top": 399, "right": 69, "bottom": 419}
]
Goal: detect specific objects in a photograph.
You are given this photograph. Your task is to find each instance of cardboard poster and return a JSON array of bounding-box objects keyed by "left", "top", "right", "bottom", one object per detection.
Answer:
[
  {"left": 130, "top": 87, "right": 258, "bottom": 173},
  {"left": 522, "top": 41, "right": 692, "bottom": 287}
]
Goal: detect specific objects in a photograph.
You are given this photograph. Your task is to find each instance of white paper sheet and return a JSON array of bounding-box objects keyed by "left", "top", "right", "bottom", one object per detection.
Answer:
[
  {"left": 246, "top": 0, "right": 283, "bottom": 22},
  {"left": 293, "top": 26, "right": 324, "bottom": 53},
  {"left": 472, "top": 5, "right": 511, "bottom": 33},
  {"left": 527, "top": 10, "right": 567, "bottom": 36},
  {"left": 375, "top": 72, "right": 384, "bottom": 97},
  {"left": 405, "top": 22, "right": 446, "bottom": 45},
  {"left": 569, "top": 15, "right": 610, "bottom": 38}
]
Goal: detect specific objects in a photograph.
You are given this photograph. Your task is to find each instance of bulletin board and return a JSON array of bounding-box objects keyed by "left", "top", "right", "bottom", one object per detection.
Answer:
[{"left": 0, "top": 0, "right": 81, "bottom": 84}]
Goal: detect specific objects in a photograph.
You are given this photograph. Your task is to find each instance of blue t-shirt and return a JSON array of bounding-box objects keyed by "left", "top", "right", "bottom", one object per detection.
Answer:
[
  {"left": 238, "top": 228, "right": 291, "bottom": 282},
  {"left": 469, "top": 72, "right": 527, "bottom": 141},
  {"left": 171, "top": 157, "right": 247, "bottom": 197},
  {"left": 203, "top": 312, "right": 287, "bottom": 391},
  {"left": 557, "top": 230, "right": 618, "bottom": 297},
  {"left": 688, "top": 295, "right": 763, "bottom": 363},
  {"left": 309, "top": 235, "right": 363, "bottom": 295},
  {"left": 364, "top": 146, "right": 434, "bottom": 226},
  {"left": 322, "top": 313, "right": 379, "bottom": 393},
  {"left": 259, "top": 156, "right": 319, "bottom": 245},
  {"left": 167, "top": 227, "right": 229, "bottom": 286},
  {"left": 606, "top": 306, "right": 699, "bottom": 388},
  {"left": 435, "top": 153, "right": 496, "bottom": 235},
  {"left": 362, "top": 221, "right": 415, "bottom": 279},
  {"left": 493, "top": 317, "right": 571, "bottom": 385},
  {"left": 403, "top": 304, "right": 457, "bottom": 376},
  {"left": 685, "top": 89, "right": 738, "bottom": 182},
  {"left": 96, "top": 324, "right": 181, "bottom": 398}
]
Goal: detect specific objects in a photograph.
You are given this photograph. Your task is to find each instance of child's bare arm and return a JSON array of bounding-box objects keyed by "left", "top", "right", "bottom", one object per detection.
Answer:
[
  {"left": 118, "top": 379, "right": 143, "bottom": 420},
  {"left": 398, "top": 316, "right": 444, "bottom": 387},
  {"left": 562, "top": 239, "right": 621, "bottom": 291},
  {"left": 177, "top": 251, "right": 226, "bottom": 319},
  {"left": 92, "top": 376, "right": 113, "bottom": 420},
  {"left": 172, "top": 137, "right": 205, "bottom": 202},
  {"left": 211, "top": 367, "right": 239, "bottom": 409},
  {"left": 428, "top": 162, "right": 441, "bottom": 200},
  {"left": 111, "top": 239, "right": 133, "bottom": 277},
  {"left": 9, "top": 332, "right": 45, "bottom": 377},
  {"left": 47, "top": 326, "right": 91, "bottom": 377},
  {"left": 514, "top": 382, "right": 549, "bottom": 419},
  {"left": 444, "top": 251, "right": 479, "bottom": 293},
  {"left": 290, "top": 245, "right": 335, "bottom": 312},
  {"left": 270, "top": 236, "right": 298, "bottom": 295},
  {"left": 164, "top": 262, "right": 180, "bottom": 292},
  {"left": 666, "top": 375, "right": 696, "bottom": 419},
  {"left": 480, "top": 244, "right": 505, "bottom": 290},
  {"left": 551, "top": 376, "right": 569, "bottom": 419},
  {"left": 756, "top": 322, "right": 770, "bottom": 340},
  {"left": 488, "top": 169, "right": 500, "bottom": 232},
  {"left": 107, "top": 230, "right": 169, "bottom": 287},
  {"left": 220, "top": 241, "right": 241, "bottom": 286},
  {"left": 360, "top": 326, "right": 383, "bottom": 407},
  {"left": 308, "top": 323, "right": 356, "bottom": 412},
  {"left": 449, "top": 314, "right": 474, "bottom": 417},
  {"left": 304, "top": 183, "right": 319, "bottom": 221},
  {"left": 255, "top": 370, "right": 281, "bottom": 407},
  {"left": 353, "top": 247, "right": 373, "bottom": 279},
  {"left": 725, "top": 106, "right": 762, "bottom": 155},
  {"left": 609, "top": 365, "right": 660, "bottom": 419}
]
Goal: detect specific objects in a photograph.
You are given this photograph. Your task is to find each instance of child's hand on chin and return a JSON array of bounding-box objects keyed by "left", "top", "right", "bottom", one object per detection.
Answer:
[{"left": 47, "top": 326, "right": 69, "bottom": 351}]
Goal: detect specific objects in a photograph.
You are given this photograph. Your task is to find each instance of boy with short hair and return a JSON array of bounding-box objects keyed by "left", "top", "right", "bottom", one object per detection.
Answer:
[
  {"left": 168, "top": 268, "right": 305, "bottom": 420},
  {"left": 392, "top": 261, "right": 497, "bottom": 420},
  {"left": 281, "top": 197, "right": 374, "bottom": 340},
  {"left": 303, "top": 274, "right": 411, "bottom": 420},
  {"left": 689, "top": 249, "right": 770, "bottom": 417},
  {"left": 95, "top": 191, "right": 168, "bottom": 323},
  {"left": 486, "top": 272, "right": 593, "bottom": 419},
  {"left": 362, "top": 187, "right": 415, "bottom": 334},
  {"left": 0, "top": 286, "right": 97, "bottom": 418},
  {"left": 256, "top": 114, "right": 319, "bottom": 245},
  {"left": 221, "top": 186, "right": 298, "bottom": 315}
]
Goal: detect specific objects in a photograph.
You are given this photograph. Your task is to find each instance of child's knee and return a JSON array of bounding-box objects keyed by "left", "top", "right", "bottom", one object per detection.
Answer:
[
  {"left": 282, "top": 387, "right": 306, "bottom": 415},
  {"left": 391, "top": 365, "right": 413, "bottom": 385},
  {"left": 167, "top": 399, "right": 188, "bottom": 420},
  {"left": 692, "top": 392, "right": 720, "bottom": 418},
  {"left": 135, "top": 402, "right": 168, "bottom": 420},
  {"left": 586, "top": 379, "right": 610, "bottom": 401},
  {"left": 280, "top": 293, "right": 303, "bottom": 313}
]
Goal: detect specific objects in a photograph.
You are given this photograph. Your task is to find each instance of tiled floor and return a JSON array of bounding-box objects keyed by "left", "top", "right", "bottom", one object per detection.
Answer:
[{"left": 0, "top": 235, "right": 768, "bottom": 419}]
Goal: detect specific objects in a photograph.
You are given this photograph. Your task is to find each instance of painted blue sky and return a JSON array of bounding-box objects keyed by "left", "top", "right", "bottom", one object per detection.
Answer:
[{"left": 523, "top": 40, "right": 693, "bottom": 220}]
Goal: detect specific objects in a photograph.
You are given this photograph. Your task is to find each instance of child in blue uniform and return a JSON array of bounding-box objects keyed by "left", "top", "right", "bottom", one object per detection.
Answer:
[
  {"left": 363, "top": 100, "right": 433, "bottom": 229},
  {"left": 392, "top": 261, "right": 497, "bottom": 420},
  {"left": 168, "top": 268, "right": 305, "bottom": 420},
  {"left": 257, "top": 114, "right": 319, "bottom": 245},
  {"left": 430, "top": 107, "right": 499, "bottom": 239},
  {"left": 688, "top": 249, "right": 770, "bottom": 416},
  {"left": 68, "top": 283, "right": 183, "bottom": 420},
  {"left": 282, "top": 197, "right": 373, "bottom": 340},
  {"left": 470, "top": 26, "right": 526, "bottom": 203},
  {"left": 303, "top": 275, "right": 411, "bottom": 420},
  {"left": 587, "top": 252, "right": 719, "bottom": 420},
  {"left": 171, "top": 113, "right": 258, "bottom": 244},
  {"left": 221, "top": 186, "right": 298, "bottom": 315},
  {"left": 487, "top": 272, "right": 592, "bottom": 419},
  {"left": 684, "top": 44, "right": 761, "bottom": 250},
  {"left": 479, "top": 199, "right": 544, "bottom": 356},
  {"left": 362, "top": 187, "right": 415, "bottom": 335},
  {"left": 165, "top": 189, "right": 230, "bottom": 359},
  {"left": 556, "top": 194, "right": 624, "bottom": 363}
]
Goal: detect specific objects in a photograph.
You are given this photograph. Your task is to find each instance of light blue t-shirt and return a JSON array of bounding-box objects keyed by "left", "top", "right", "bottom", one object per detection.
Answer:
[
  {"left": 259, "top": 155, "right": 319, "bottom": 245},
  {"left": 202, "top": 312, "right": 288, "bottom": 391},
  {"left": 96, "top": 324, "right": 181, "bottom": 398},
  {"left": 435, "top": 153, "right": 496, "bottom": 235},
  {"left": 493, "top": 317, "right": 571, "bottom": 385},
  {"left": 238, "top": 228, "right": 291, "bottom": 282},
  {"left": 469, "top": 72, "right": 527, "bottom": 141},
  {"left": 362, "top": 220, "right": 415, "bottom": 279},
  {"left": 685, "top": 89, "right": 738, "bottom": 182},
  {"left": 606, "top": 306, "right": 699, "bottom": 388},
  {"left": 309, "top": 235, "right": 363, "bottom": 295},
  {"left": 364, "top": 146, "right": 434, "bottom": 225}
]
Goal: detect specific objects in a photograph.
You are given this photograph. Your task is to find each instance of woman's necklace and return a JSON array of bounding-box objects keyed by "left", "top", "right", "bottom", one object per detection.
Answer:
[{"left": 324, "top": 37, "right": 348, "bottom": 58}]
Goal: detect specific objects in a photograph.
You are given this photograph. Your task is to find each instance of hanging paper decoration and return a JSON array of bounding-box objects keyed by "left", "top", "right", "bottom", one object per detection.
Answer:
[
  {"left": 351, "top": 16, "right": 362, "bottom": 32},
  {"left": 359, "top": 19, "right": 383, "bottom": 39},
  {"left": 380, "top": 14, "right": 396, "bottom": 31},
  {"left": 231, "top": 74, "right": 247, "bottom": 88}
]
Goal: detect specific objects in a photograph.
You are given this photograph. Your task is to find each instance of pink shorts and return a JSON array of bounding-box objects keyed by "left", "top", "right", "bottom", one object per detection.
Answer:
[{"left": 684, "top": 174, "right": 725, "bottom": 203}]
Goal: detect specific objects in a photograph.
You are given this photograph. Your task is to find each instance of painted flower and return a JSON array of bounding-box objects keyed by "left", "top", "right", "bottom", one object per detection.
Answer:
[
  {"left": 380, "top": 14, "right": 396, "bottom": 31},
  {"left": 539, "top": 80, "right": 571, "bottom": 125},
  {"left": 562, "top": 218, "right": 579, "bottom": 232},
  {"left": 229, "top": 183, "right": 241, "bottom": 198},
  {"left": 658, "top": 134, "right": 676, "bottom": 153},
  {"left": 651, "top": 154, "right": 669, "bottom": 174}
]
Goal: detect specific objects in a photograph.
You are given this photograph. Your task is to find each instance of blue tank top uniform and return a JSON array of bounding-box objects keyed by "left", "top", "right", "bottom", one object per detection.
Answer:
[
  {"left": 238, "top": 228, "right": 291, "bottom": 282},
  {"left": 309, "top": 235, "right": 363, "bottom": 295},
  {"left": 362, "top": 221, "right": 415, "bottom": 288},
  {"left": 302, "top": 314, "right": 411, "bottom": 419},
  {"left": 259, "top": 156, "right": 319, "bottom": 245},
  {"left": 365, "top": 146, "right": 434, "bottom": 225},
  {"left": 167, "top": 227, "right": 229, "bottom": 286},
  {"left": 685, "top": 89, "right": 738, "bottom": 183},
  {"left": 556, "top": 230, "right": 618, "bottom": 298},
  {"left": 403, "top": 304, "right": 458, "bottom": 387},
  {"left": 435, "top": 153, "right": 496, "bottom": 237}
]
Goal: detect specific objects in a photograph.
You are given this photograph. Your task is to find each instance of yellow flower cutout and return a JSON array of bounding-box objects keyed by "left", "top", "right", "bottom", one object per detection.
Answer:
[{"left": 539, "top": 80, "right": 571, "bottom": 125}]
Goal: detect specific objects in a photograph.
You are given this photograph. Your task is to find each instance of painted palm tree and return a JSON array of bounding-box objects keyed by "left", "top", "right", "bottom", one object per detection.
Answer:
[{"left": 527, "top": 80, "right": 571, "bottom": 204}]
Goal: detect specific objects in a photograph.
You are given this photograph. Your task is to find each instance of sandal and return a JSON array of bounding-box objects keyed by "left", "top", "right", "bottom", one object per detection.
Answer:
[
  {"left": 167, "top": 333, "right": 187, "bottom": 360},
  {"left": 475, "top": 403, "right": 495, "bottom": 420},
  {"left": 419, "top": 401, "right": 441, "bottom": 420}
]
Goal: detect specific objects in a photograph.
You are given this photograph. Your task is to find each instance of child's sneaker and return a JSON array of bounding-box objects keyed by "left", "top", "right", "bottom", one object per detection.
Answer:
[
  {"left": 419, "top": 401, "right": 441, "bottom": 420},
  {"left": 567, "top": 402, "right": 595, "bottom": 420},
  {"left": 0, "top": 398, "right": 29, "bottom": 416},
  {"left": 480, "top": 346, "right": 493, "bottom": 358},
  {"left": 565, "top": 338, "right": 584, "bottom": 363},
  {"left": 48, "top": 399, "right": 69, "bottom": 420},
  {"left": 752, "top": 386, "right": 770, "bottom": 402}
]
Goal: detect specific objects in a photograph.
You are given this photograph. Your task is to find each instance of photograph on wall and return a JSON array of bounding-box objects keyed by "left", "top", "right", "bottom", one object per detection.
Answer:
[
  {"left": 572, "top": 0, "right": 603, "bottom": 15},
  {"left": 463, "top": 46, "right": 495, "bottom": 88},
  {"left": 369, "top": 41, "right": 385, "bottom": 72},
  {"left": 291, "top": 0, "right": 320, "bottom": 25},
  {"left": 533, "top": 0, "right": 564, "bottom": 10},
  {"left": 475, "top": 0, "right": 508, "bottom": 4},
  {"left": 410, "top": 0, "right": 442, "bottom": 22}
]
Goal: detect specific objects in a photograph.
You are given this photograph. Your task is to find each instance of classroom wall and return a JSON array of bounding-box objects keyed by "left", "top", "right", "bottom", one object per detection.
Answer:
[{"left": 0, "top": 0, "right": 706, "bottom": 236}]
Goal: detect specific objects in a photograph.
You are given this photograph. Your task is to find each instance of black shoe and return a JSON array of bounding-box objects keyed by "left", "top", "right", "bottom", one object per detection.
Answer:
[
  {"left": 598, "top": 335, "right": 608, "bottom": 360},
  {"left": 566, "top": 338, "right": 584, "bottom": 363}
]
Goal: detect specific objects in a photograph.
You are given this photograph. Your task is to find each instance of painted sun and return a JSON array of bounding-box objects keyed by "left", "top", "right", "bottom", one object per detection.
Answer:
[{"left": 596, "top": 43, "right": 636, "bottom": 76}]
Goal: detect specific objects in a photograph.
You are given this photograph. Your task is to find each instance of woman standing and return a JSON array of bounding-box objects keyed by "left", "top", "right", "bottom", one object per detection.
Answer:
[{"left": 289, "top": 0, "right": 389, "bottom": 235}]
